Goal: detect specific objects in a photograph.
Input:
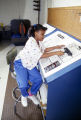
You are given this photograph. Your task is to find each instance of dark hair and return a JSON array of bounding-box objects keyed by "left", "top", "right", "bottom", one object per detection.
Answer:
[{"left": 28, "top": 24, "right": 47, "bottom": 37}]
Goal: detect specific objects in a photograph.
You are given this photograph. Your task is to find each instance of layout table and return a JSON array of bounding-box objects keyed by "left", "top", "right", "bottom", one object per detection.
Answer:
[{"left": 39, "top": 24, "right": 81, "bottom": 120}]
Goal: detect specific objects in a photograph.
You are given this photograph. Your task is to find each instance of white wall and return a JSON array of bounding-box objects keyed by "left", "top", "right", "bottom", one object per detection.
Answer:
[
  {"left": 0, "top": 0, "right": 38, "bottom": 25},
  {"left": 47, "top": 0, "right": 53, "bottom": 8},
  {"left": 0, "top": 0, "right": 19, "bottom": 25},
  {"left": 52, "top": 0, "right": 81, "bottom": 8},
  {"left": 40, "top": 0, "right": 53, "bottom": 24},
  {"left": 40, "top": 0, "right": 47, "bottom": 24}
]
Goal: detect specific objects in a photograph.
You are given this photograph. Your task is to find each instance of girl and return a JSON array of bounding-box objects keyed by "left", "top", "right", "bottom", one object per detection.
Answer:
[{"left": 14, "top": 24, "right": 64, "bottom": 107}]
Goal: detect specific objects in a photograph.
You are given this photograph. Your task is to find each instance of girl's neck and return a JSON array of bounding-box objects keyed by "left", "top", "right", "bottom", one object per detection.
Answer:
[
  {"left": 34, "top": 37, "right": 39, "bottom": 45},
  {"left": 36, "top": 40, "right": 39, "bottom": 45}
]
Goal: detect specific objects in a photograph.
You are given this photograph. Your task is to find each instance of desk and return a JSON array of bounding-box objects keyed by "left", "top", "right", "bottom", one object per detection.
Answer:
[
  {"left": 39, "top": 24, "right": 81, "bottom": 120},
  {"left": 46, "top": 61, "right": 81, "bottom": 120}
]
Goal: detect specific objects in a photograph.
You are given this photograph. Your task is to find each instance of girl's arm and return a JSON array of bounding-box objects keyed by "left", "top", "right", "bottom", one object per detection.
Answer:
[
  {"left": 44, "top": 45, "right": 65, "bottom": 52},
  {"left": 41, "top": 51, "right": 64, "bottom": 58}
]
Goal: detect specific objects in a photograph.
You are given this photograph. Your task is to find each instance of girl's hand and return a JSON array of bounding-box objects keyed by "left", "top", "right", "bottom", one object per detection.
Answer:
[
  {"left": 55, "top": 45, "right": 65, "bottom": 49},
  {"left": 41, "top": 50, "right": 64, "bottom": 58},
  {"left": 55, "top": 51, "right": 64, "bottom": 56}
]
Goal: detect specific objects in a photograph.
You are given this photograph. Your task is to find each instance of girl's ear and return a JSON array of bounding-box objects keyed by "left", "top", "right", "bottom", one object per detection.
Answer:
[
  {"left": 34, "top": 31, "right": 36, "bottom": 36},
  {"left": 35, "top": 31, "right": 38, "bottom": 37}
]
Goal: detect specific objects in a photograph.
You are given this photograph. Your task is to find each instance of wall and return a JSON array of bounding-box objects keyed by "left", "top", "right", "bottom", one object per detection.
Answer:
[
  {"left": 0, "top": 0, "right": 38, "bottom": 25},
  {"left": 48, "top": 6, "right": 81, "bottom": 40},
  {"left": 0, "top": 0, "right": 52, "bottom": 26},
  {"left": 1, "top": 0, "right": 81, "bottom": 26},
  {"left": 40, "top": 0, "right": 47, "bottom": 24},
  {"left": 52, "top": 0, "right": 81, "bottom": 7},
  {"left": 40, "top": 0, "right": 53, "bottom": 24},
  {"left": 47, "top": 0, "right": 53, "bottom": 8}
]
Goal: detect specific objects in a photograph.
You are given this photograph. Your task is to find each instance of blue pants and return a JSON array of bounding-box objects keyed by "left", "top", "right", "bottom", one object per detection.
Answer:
[{"left": 14, "top": 59, "right": 42, "bottom": 97}]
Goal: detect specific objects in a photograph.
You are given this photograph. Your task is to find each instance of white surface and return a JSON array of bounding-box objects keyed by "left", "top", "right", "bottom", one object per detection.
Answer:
[
  {"left": 39, "top": 31, "right": 81, "bottom": 78},
  {"left": 47, "top": 0, "right": 53, "bottom": 8},
  {"left": 0, "top": 44, "right": 23, "bottom": 120},
  {"left": 52, "top": 0, "right": 81, "bottom": 8},
  {"left": 43, "top": 24, "right": 56, "bottom": 35}
]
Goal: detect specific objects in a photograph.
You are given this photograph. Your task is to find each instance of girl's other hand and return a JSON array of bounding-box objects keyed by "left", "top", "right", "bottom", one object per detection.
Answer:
[{"left": 55, "top": 51, "right": 64, "bottom": 56}]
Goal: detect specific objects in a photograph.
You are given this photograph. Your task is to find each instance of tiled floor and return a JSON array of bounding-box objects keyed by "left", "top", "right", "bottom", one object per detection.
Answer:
[{"left": 0, "top": 41, "right": 23, "bottom": 120}]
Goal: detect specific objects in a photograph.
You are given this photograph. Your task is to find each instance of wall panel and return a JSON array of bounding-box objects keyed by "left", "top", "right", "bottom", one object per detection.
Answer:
[{"left": 48, "top": 6, "right": 81, "bottom": 40}]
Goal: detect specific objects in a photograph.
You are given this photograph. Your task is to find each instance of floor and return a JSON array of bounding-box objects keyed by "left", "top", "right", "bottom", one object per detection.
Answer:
[
  {"left": 0, "top": 40, "right": 23, "bottom": 120},
  {"left": 1, "top": 72, "right": 43, "bottom": 120}
]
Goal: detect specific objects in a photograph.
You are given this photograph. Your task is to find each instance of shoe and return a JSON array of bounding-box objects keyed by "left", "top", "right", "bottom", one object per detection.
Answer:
[
  {"left": 28, "top": 95, "right": 40, "bottom": 105},
  {"left": 21, "top": 96, "right": 28, "bottom": 107}
]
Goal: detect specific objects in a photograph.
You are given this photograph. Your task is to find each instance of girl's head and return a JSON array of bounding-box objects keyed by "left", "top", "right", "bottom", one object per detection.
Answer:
[{"left": 28, "top": 24, "right": 47, "bottom": 41}]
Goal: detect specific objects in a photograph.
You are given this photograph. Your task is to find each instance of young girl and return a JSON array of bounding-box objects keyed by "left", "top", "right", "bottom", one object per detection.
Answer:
[{"left": 14, "top": 24, "right": 64, "bottom": 107}]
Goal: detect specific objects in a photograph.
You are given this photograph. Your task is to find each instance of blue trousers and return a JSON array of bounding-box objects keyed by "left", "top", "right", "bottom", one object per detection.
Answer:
[{"left": 14, "top": 59, "right": 42, "bottom": 97}]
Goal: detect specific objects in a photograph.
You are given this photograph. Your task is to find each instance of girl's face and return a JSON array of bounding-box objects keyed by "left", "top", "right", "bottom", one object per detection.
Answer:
[{"left": 35, "top": 30, "right": 46, "bottom": 41}]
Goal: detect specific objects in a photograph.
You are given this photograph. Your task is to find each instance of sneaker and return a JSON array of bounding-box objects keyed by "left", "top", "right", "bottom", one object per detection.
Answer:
[
  {"left": 28, "top": 95, "right": 40, "bottom": 105},
  {"left": 21, "top": 96, "right": 28, "bottom": 107}
]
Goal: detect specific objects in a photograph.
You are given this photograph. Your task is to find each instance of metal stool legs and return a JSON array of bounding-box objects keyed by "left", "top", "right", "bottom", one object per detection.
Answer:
[{"left": 12, "top": 87, "right": 21, "bottom": 114}]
